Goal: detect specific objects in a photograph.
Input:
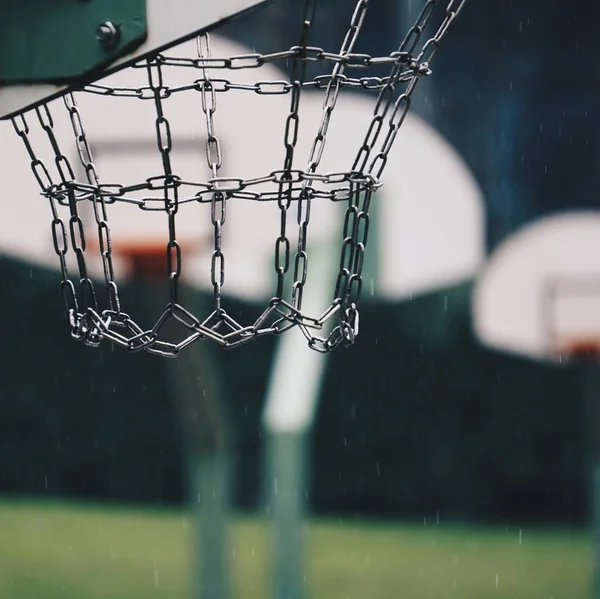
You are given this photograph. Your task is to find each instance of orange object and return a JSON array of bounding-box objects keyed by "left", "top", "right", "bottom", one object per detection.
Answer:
[
  {"left": 554, "top": 338, "right": 600, "bottom": 363},
  {"left": 112, "top": 239, "right": 208, "bottom": 282}
]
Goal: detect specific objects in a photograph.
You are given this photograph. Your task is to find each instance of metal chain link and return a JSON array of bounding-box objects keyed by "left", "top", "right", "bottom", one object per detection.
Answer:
[
  {"left": 10, "top": 0, "right": 466, "bottom": 356},
  {"left": 63, "top": 93, "right": 121, "bottom": 316},
  {"left": 353, "top": 0, "right": 467, "bottom": 179},
  {"left": 284, "top": 0, "right": 317, "bottom": 320},
  {"left": 197, "top": 32, "right": 230, "bottom": 337},
  {"left": 10, "top": 113, "right": 83, "bottom": 335}
]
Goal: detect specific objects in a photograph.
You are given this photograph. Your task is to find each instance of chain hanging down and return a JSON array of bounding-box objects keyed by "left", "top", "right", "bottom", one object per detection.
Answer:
[{"left": 11, "top": 0, "right": 467, "bottom": 356}]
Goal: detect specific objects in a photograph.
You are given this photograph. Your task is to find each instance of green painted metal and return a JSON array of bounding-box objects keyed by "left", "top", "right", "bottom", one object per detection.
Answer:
[
  {"left": 0, "top": 0, "right": 146, "bottom": 84},
  {"left": 361, "top": 197, "right": 379, "bottom": 299},
  {"left": 265, "top": 432, "right": 307, "bottom": 599}
]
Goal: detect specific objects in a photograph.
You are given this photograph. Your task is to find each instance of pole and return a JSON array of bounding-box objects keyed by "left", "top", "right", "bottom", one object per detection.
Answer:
[
  {"left": 171, "top": 321, "right": 232, "bottom": 599},
  {"left": 582, "top": 361, "right": 600, "bottom": 599},
  {"left": 262, "top": 220, "right": 340, "bottom": 599},
  {"left": 136, "top": 279, "right": 232, "bottom": 599}
]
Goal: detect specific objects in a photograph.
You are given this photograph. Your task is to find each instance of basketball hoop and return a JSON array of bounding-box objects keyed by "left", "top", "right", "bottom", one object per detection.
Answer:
[{"left": 6, "top": 0, "right": 467, "bottom": 356}]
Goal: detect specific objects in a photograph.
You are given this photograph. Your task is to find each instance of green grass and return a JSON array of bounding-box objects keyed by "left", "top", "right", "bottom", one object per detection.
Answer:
[{"left": 0, "top": 499, "right": 591, "bottom": 598}]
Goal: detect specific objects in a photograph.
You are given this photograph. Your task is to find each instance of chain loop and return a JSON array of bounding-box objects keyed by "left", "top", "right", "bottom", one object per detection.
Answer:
[{"left": 10, "top": 0, "right": 466, "bottom": 355}]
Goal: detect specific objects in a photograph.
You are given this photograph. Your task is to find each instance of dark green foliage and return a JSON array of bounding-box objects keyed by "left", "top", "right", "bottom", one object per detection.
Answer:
[
  {"left": 313, "top": 287, "right": 585, "bottom": 524},
  {"left": 0, "top": 257, "right": 180, "bottom": 505},
  {"left": 0, "top": 257, "right": 587, "bottom": 524}
]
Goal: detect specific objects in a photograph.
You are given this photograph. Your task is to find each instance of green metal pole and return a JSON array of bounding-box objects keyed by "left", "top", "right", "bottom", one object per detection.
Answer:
[
  {"left": 138, "top": 281, "right": 232, "bottom": 599},
  {"left": 168, "top": 297, "right": 233, "bottom": 599},
  {"left": 582, "top": 362, "right": 600, "bottom": 599},
  {"left": 361, "top": 190, "right": 379, "bottom": 300},
  {"left": 265, "top": 431, "right": 308, "bottom": 599}
]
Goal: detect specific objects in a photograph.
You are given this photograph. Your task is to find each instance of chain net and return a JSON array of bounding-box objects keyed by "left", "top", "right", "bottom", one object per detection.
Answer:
[{"left": 10, "top": 0, "right": 466, "bottom": 356}]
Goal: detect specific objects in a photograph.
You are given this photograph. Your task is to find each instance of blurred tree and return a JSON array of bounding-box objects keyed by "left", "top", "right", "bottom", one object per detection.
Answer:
[{"left": 431, "top": 0, "right": 600, "bottom": 250}]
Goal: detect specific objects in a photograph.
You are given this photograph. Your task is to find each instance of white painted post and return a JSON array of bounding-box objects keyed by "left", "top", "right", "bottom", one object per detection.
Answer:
[{"left": 262, "top": 222, "right": 340, "bottom": 599}]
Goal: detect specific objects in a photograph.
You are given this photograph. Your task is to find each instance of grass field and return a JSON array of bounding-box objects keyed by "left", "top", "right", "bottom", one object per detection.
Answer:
[{"left": 0, "top": 499, "right": 591, "bottom": 598}]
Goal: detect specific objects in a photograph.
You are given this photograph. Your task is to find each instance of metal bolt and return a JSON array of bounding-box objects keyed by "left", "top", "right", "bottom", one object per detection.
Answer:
[{"left": 95, "top": 22, "right": 120, "bottom": 49}]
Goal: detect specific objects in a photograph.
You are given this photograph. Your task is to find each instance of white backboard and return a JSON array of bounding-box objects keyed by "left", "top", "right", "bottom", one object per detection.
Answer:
[
  {"left": 0, "top": 34, "right": 484, "bottom": 310},
  {"left": 473, "top": 211, "right": 600, "bottom": 361}
]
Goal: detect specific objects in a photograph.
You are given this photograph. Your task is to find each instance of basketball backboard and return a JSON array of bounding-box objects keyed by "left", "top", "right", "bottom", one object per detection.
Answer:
[
  {"left": 473, "top": 211, "right": 600, "bottom": 361},
  {"left": 0, "top": 0, "right": 268, "bottom": 119},
  {"left": 0, "top": 32, "right": 484, "bottom": 308}
]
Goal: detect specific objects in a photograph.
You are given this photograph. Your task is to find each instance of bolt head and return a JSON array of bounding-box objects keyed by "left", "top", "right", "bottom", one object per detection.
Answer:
[{"left": 95, "top": 22, "right": 120, "bottom": 49}]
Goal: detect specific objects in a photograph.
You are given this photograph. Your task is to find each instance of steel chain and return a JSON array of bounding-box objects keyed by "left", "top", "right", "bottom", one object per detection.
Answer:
[
  {"left": 283, "top": 0, "right": 316, "bottom": 322},
  {"left": 197, "top": 33, "right": 229, "bottom": 327},
  {"left": 63, "top": 93, "right": 121, "bottom": 316},
  {"left": 9, "top": 0, "right": 466, "bottom": 355}
]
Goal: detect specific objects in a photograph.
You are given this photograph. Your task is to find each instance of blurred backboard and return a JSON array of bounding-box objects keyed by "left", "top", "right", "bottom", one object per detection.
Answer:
[
  {"left": 84, "top": 39, "right": 484, "bottom": 303},
  {"left": 473, "top": 211, "right": 600, "bottom": 361},
  {"left": 0, "top": 34, "right": 484, "bottom": 308}
]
